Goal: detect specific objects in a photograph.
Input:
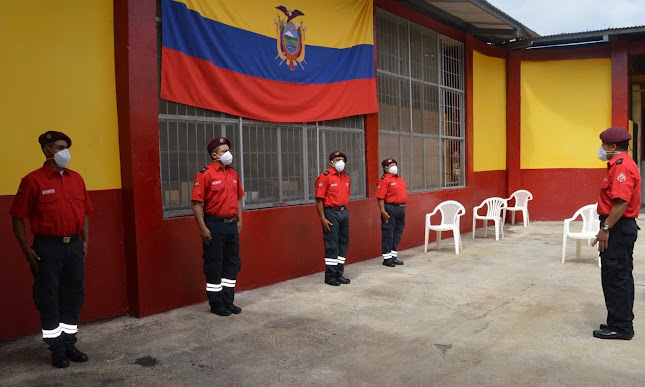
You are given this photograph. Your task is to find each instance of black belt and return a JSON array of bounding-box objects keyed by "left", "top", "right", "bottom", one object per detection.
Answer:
[
  {"left": 205, "top": 215, "right": 236, "bottom": 223},
  {"left": 325, "top": 206, "right": 346, "bottom": 211},
  {"left": 34, "top": 234, "right": 80, "bottom": 244},
  {"left": 386, "top": 203, "right": 406, "bottom": 207}
]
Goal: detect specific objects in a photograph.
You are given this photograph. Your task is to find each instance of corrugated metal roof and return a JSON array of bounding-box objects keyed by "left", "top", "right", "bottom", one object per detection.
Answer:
[
  {"left": 395, "top": 0, "right": 538, "bottom": 44},
  {"left": 539, "top": 25, "right": 645, "bottom": 38},
  {"left": 501, "top": 25, "right": 645, "bottom": 49}
]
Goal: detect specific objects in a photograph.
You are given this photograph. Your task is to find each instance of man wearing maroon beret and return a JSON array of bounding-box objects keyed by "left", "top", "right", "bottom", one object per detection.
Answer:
[
  {"left": 591, "top": 127, "right": 641, "bottom": 340},
  {"left": 315, "top": 151, "right": 351, "bottom": 286},
  {"left": 376, "top": 158, "right": 408, "bottom": 267},
  {"left": 10, "top": 131, "right": 93, "bottom": 368},
  {"left": 191, "top": 137, "right": 245, "bottom": 316}
]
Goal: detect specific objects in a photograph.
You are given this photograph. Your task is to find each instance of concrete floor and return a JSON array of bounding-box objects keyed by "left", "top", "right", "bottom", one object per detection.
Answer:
[{"left": 1, "top": 219, "right": 644, "bottom": 386}]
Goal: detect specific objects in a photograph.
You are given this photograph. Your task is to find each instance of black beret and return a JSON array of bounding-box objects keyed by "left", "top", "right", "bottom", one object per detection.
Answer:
[
  {"left": 382, "top": 158, "right": 397, "bottom": 168},
  {"left": 38, "top": 131, "right": 72, "bottom": 148},
  {"left": 207, "top": 137, "right": 231, "bottom": 154},
  {"left": 329, "top": 151, "right": 347, "bottom": 162},
  {"left": 600, "top": 127, "right": 631, "bottom": 143}
]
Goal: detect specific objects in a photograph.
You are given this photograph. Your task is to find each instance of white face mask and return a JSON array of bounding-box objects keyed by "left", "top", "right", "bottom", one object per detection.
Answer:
[
  {"left": 597, "top": 146, "right": 608, "bottom": 161},
  {"left": 388, "top": 165, "right": 398, "bottom": 175},
  {"left": 597, "top": 146, "right": 619, "bottom": 161},
  {"left": 219, "top": 151, "right": 233, "bottom": 165},
  {"left": 47, "top": 146, "right": 71, "bottom": 169},
  {"left": 334, "top": 160, "right": 345, "bottom": 173}
]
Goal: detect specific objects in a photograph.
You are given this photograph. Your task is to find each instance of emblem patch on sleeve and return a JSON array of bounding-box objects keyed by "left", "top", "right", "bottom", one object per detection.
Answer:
[
  {"left": 617, "top": 172, "right": 626, "bottom": 182},
  {"left": 194, "top": 182, "right": 200, "bottom": 187}
]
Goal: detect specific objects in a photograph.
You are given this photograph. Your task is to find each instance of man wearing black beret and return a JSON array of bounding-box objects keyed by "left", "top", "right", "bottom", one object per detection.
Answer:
[
  {"left": 10, "top": 131, "right": 93, "bottom": 368},
  {"left": 592, "top": 127, "right": 641, "bottom": 340},
  {"left": 191, "top": 137, "right": 245, "bottom": 316},
  {"left": 315, "top": 151, "right": 352, "bottom": 286}
]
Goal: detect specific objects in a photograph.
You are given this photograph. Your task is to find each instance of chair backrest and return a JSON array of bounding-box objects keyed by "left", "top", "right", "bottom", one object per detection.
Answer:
[
  {"left": 572, "top": 204, "right": 600, "bottom": 234},
  {"left": 509, "top": 189, "right": 533, "bottom": 208},
  {"left": 436, "top": 200, "right": 466, "bottom": 226},
  {"left": 481, "top": 197, "right": 507, "bottom": 218}
]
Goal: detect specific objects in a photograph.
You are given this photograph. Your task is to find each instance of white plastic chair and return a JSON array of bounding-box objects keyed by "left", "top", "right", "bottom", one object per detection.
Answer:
[
  {"left": 503, "top": 189, "right": 533, "bottom": 227},
  {"left": 562, "top": 204, "right": 601, "bottom": 267},
  {"left": 472, "top": 197, "right": 507, "bottom": 241},
  {"left": 424, "top": 200, "right": 466, "bottom": 255}
]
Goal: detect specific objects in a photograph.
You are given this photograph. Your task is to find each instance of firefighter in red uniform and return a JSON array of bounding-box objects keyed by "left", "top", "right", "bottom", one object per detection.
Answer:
[
  {"left": 191, "top": 137, "right": 245, "bottom": 317},
  {"left": 10, "top": 131, "right": 93, "bottom": 368},
  {"left": 315, "top": 151, "right": 351, "bottom": 286},
  {"left": 376, "top": 158, "right": 408, "bottom": 267},
  {"left": 591, "top": 127, "right": 641, "bottom": 340}
]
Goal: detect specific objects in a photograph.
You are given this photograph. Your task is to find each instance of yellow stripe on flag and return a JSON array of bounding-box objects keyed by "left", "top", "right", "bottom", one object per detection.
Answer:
[{"left": 173, "top": 0, "right": 374, "bottom": 48}]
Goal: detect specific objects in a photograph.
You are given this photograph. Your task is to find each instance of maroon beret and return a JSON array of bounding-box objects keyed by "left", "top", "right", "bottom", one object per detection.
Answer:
[
  {"left": 207, "top": 137, "right": 231, "bottom": 154},
  {"left": 38, "top": 131, "right": 72, "bottom": 148},
  {"left": 329, "top": 151, "right": 347, "bottom": 162},
  {"left": 382, "top": 158, "right": 397, "bottom": 168},
  {"left": 600, "top": 127, "right": 631, "bottom": 143}
]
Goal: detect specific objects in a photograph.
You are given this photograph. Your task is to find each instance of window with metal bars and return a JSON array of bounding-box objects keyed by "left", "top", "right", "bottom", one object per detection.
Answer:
[
  {"left": 156, "top": 9, "right": 365, "bottom": 217},
  {"left": 158, "top": 102, "right": 365, "bottom": 216},
  {"left": 376, "top": 10, "right": 465, "bottom": 191}
]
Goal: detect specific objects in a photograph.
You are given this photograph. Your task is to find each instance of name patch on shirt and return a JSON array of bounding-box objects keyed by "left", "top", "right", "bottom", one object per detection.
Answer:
[
  {"left": 232, "top": 180, "right": 238, "bottom": 184},
  {"left": 390, "top": 182, "right": 397, "bottom": 186},
  {"left": 42, "top": 189, "right": 55, "bottom": 195},
  {"left": 212, "top": 180, "right": 222, "bottom": 186},
  {"left": 330, "top": 183, "right": 338, "bottom": 187}
]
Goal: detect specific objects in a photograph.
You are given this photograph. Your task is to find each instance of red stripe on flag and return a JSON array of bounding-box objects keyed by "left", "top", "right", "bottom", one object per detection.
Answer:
[{"left": 161, "top": 48, "right": 378, "bottom": 123}]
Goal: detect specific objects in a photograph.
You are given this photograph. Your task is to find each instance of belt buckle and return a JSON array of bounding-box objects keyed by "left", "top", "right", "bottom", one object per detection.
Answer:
[
  {"left": 340, "top": 206, "right": 345, "bottom": 211},
  {"left": 224, "top": 218, "right": 235, "bottom": 223},
  {"left": 63, "top": 237, "right": 71, "bottom": 243}
]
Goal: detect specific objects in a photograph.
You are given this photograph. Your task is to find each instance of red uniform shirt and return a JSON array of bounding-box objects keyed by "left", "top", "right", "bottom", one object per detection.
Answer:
[
  {"left": 598, "top": 152, "right": 641, "bottom": 217},
  {"left": 315, "top": 167, "right": 351, "bottom": 207},
  {"left": 10, "top": 164, "right": 93, "bottom": 236},
  {"left": 375, "top": 173, "right": 408, "bottom": 204},
  {"left": 191, "top": 162, "right": 244, "bottom": 217}
]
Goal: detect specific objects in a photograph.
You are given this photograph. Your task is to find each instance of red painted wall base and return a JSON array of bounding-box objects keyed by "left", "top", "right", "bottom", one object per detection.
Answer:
[
  {"left": 9, "top": 168, "right": 610, "bottom": 342},
  {"left": 521, "top": 168, "right": 607, "bottom": 220}
]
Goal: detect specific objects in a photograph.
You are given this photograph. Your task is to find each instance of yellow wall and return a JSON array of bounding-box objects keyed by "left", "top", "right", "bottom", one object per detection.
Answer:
[
  {"left": 473, "top": 51, "right": 507, "bottom": 172},
  {"left": 0, "top": 1, "right": 120, "bottom": 194},
  {"left": 521, "top": 59, "right": 612, "bottom": 169}
]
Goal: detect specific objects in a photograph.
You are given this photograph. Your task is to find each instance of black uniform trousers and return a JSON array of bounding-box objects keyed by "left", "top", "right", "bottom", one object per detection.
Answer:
[
  {"left": 323, "top": 207, "right": 349, "bottom": 281},
  {"left": 203, "top": 216, "right": 241, "bottom": 307},
  {"left": 599, "top": 215, "right": 638, "bottom": 334},
  {"left": 382, "top": 203, "right": 406, "bottom": 262},
  {"left": 31, "top": 234, "right": 85, "bottom": 351}
]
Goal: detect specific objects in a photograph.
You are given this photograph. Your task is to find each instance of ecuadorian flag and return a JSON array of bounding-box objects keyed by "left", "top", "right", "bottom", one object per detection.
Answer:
[{"left": 161, "top": 0, "right": 378, "bottom": 123}]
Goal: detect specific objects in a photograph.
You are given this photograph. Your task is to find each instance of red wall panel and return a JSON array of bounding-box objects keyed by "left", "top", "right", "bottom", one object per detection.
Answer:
[
  {"left": 0, "top": 189, "right": 127, "bottom": 342},
  {"left": 520, "top": 169, "right": 606, "bottom": 220}
]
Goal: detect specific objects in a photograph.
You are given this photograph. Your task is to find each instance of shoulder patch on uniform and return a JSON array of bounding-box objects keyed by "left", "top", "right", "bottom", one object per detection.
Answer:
[
  {"left": 615, "top": 158, "right": 624, "bottom": 165},
  {"left": 323, "top": 171, "right": 330, "bottom": 176},
  {"left": 617, "top": 172, "right": 626, "bottom": 182},
  {"left": 199, "top": 166, "right": 209, "bottom": 173}
]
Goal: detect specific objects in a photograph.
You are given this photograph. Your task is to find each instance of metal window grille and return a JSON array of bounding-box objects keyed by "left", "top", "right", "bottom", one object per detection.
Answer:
[
  {"left": 376, "top": 9, "right": 465, "bottom": 191},
  {"left": 159, "top": 104, "right": 365, "bottom": 216}
]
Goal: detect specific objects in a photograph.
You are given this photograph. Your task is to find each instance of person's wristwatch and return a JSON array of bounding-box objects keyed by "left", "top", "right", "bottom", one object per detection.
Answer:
[{"left": 602, "top": 224, "right": 610, "bottom": 231}]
